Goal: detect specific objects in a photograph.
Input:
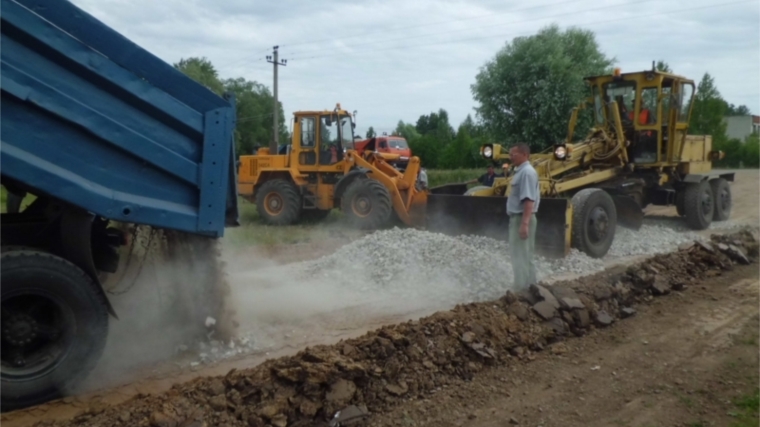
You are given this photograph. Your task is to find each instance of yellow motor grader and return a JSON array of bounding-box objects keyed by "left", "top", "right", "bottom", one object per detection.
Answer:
[
  {"left": 426, "top": 65, "right": 734, "bottom": 258},
  {"left": 237, "top": 104, "right": 428, "bottom": 229}
]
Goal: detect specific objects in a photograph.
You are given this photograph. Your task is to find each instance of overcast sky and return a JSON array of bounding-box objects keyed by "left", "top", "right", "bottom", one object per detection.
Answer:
[{"left": 70, "top": 0, "right": 759, "bottom": 137}]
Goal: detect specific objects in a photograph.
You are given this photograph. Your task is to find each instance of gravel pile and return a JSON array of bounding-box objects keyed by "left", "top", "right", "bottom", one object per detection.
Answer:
[{"left": 607, "top": 224, "right": 705, "bottom": 258}]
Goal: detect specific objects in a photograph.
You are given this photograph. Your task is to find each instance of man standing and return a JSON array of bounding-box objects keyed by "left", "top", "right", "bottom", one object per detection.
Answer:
[{"left": 505, "top": 143, "right": 540, "bottom": 289}]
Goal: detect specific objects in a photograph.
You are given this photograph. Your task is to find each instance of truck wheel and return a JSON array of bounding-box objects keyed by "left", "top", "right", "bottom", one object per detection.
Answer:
[
  {"left": 255, "top": 179, "right": 302, "bottom": 225},
  {"left": 1, "top": 250, "right": 109, "bottom": 411},
  {"left": 675, "top": 191, "right": 685, "bottom": 217},
  {"left": 570, "top": 188, "right": 617, "bottom": 258},
  {"left": 683, "top": 180, "right": 714, "bottom": 230},
  {"left": 341, "top": 179, "right": 392, "bottom": 229},
  {"left": 709, "top": 178, "right": 731, "bottom": 221}
]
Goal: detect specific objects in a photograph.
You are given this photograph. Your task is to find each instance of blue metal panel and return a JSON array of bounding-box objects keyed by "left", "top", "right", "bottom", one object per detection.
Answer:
[
  {"left": 14, "top": 0, "right": 229, "bottom": 113},
  {"left": 0, "top": 0, "right": 238, "bottom": 237}
]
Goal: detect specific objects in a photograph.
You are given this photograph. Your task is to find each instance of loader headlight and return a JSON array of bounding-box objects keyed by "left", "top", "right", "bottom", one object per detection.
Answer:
[
  {"left": 483, "top": 146, "right": 493, "bottom": 158},
  {"left": 554, "top": 145, "right": 567, "bottom": 160}
]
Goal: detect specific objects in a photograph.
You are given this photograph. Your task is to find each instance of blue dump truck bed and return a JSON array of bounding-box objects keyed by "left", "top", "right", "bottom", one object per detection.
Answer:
[
  {"left": 1, "top": 0, "right": 239, "bottom": 236},
  {"left": 0, "top": 0, "right": 241, "bottom": 411}
]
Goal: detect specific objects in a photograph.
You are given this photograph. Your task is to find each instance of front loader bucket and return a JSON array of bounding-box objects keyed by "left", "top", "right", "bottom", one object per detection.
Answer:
[{"left": 425, "top": 184, "right": 572, "bottom": 259}]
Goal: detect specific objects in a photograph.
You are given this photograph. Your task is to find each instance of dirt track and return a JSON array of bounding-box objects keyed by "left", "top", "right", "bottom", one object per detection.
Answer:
[{"left": 1, "top": 170, "right": 758, "bottom": 427}]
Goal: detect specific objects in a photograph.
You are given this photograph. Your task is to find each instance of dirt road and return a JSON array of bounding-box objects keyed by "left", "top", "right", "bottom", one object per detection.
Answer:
[
  {"left": 369, "top": 264, "right": 759, "bottom": 427},
  {"left": 1, "top": 170, "right": 757, "bottom": 427}
]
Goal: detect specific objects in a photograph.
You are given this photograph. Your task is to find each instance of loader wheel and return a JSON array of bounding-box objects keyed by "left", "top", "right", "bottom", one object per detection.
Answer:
[
  {"left": 255, "top": 179, "right": 302, "bottom": 225},
  {"left": 675, "top": 191, "right": 685, "bottom": 217},
  {"left": 709, "top": 178, "right": 731, "bottom": 221},
  {"left": 341, "top": 178, "right": 392, "bottom": 229},
  {"left": 0, "top": 250, "right": 109, "bottom": 411},
  {"left": 571, "top": 188, "right": 617, "bottom": 259},
  {"left": 683, "top": 180, "right": 714, "bottom": 230}
]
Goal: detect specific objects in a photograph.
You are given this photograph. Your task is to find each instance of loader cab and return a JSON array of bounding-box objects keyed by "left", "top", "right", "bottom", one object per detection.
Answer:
[
  {"left": 588, "top": 67, "right": 696, "bottom": 165},
  {"left": 291, "top": 106, "right": 355, "bottom": 171}
]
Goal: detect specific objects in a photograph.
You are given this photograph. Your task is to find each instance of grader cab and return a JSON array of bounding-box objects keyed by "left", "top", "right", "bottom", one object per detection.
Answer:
[
  {"left": 237, "top": 104, "right": 427, "bottom": 229},
  {"left": 427, "top": 65, "right": 734, "bottom": 259}
]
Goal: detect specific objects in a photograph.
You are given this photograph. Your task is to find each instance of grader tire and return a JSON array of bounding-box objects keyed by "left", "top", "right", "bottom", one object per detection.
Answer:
[
  {"left": 255, "top": 179, "right": 302, "bottom": 225},
  {"left": 675, "top": 191, "right": 685, "bottom": 217},
  {"left": 341, "top": 179, "right": 392, "bottom": 230},
  {"left": 683, "top": 180, "right": 714, "bottom": 230},
  {"left": 710, "top": 178, "right": 731, "bottom": 221},
  {"left": 570, "top": 188, "right": 617, "bottom": 259}
]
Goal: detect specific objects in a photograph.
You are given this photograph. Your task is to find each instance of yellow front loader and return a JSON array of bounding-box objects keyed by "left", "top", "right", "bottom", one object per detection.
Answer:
[
  {"left": 425, "top": 64, "right": 734, "bottom": 258},
  {"left": 237, "top": 104, "right": 428, "bottom": 229}
]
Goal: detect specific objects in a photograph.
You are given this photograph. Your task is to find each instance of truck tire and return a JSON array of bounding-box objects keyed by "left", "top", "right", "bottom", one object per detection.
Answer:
[
  {"left": 709, "top": 178, "right": 731, "bottom": 221},
  {"left": 1, "top": 250, "right": 109, "bottom": 411},
  {"left": 683, "top": 180, "right": 714, "bottom": 230},
  {"left": 570, "top": 188, "right": 617, "bottom": 258},
  {"left": 255, "top": 179, "right": 302, "bottom": 225},
  {"left": 675, "top": 191, "right": 685, "bottom": 217},
  {"left": 341, "top": 178, "right": 392, "bottom": 229}
]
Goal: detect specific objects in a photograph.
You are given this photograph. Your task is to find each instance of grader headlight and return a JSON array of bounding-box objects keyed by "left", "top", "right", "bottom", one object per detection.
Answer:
[
  {"left": 483, "top": 145, "right": 493, "bottom": 158},
  {"left": 554, "top": 145, "right": 567, "bottom": 160}
]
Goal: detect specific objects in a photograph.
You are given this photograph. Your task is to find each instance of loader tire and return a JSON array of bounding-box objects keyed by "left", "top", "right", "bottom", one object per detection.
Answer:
[
  {"left": 709, "top": 178, "right": 731, "bottom": 221},
  {"left": 0, "top": 250, "right": 109, "bottom": 412},
  {"left": 255, "top": 179, "right": 302, "bottom": 225},
  {"left": 571, "top": 188, "right": 617, "bottom": 259},
  {"left": 675, "top": 191, "right": 685, "bottom": 217},
  {"left": 341, "top": 178, "right": 392, "bottom": 230},
  {"left": 683, "top": 180, "right": 714, "bottom": 230}
]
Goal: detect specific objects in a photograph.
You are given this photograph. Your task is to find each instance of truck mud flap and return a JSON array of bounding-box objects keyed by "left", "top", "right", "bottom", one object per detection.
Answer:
[
  {"left": 612, "top": 195, "right": 643, "bottom": 230},
  {"left": 426, "top": 184, "right": 571, "bottom": 258}
]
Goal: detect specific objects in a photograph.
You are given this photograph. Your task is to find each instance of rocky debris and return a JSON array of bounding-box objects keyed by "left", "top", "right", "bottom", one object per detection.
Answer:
[
  {"left": 531, "top": 285, "right": 560, "bottom": 309},
  {"left": 620, "top": 307, "right": 637, "bottom": 318},
  {"left": 40, "top": 231, "right": 758, "bottom": 427}
]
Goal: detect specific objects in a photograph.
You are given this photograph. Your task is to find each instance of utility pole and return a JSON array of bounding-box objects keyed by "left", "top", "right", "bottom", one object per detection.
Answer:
[{"left": 266, "top": 46, "right": 286, "bottom": 154}]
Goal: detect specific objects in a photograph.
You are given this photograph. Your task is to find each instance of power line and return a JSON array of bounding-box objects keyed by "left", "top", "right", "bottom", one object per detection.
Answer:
[
  {"left": 286, "top": 0, "right": 658, "bottom": 58},
  {"left": 286, "top": 0, "right": 756, "bottom": 63},
  {"left": 219, "top": 0, "right": 594, "bottom": 69}
]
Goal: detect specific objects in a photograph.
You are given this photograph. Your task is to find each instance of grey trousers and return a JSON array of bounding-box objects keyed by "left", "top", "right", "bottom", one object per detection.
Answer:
[{"left": 509, "top": 213, "right": 537, "bottom": 289}]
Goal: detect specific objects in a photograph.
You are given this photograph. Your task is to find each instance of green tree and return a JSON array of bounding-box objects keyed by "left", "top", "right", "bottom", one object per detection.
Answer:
[
  {"left": 415, "top": 109, "right": 455, "bottom": 142},
  {"left": 223, "top": 77, "right": 287, "bottom": 155},
  {"left": 408, "top": 135, "right": 443, "bottom": 169},
  {"left": 471, "top": 24, "right": 615, "bottom": 151},
  {"left": 366, "top": 127, "right": 376, "bottom": 138},
  {"left": 742, "top": 133, "right": 759, "bottom": 168},
  {"left": 690, "top": 73, "right": 728, "bottom": 145},
  {"left": 173, "top": 57, "right": 225, "bottom": 95},
  {"left": 440, "top": 126, "right": 474, "bottom": 169},
  {"left": 724, "top": 103, "right": 751, "bottom": 116},
  {"left": 655, "top": 60, "right": 672, "bottom": 73},
  {"left": 394, "top": 120, "right": 421, "bottom": 142}
]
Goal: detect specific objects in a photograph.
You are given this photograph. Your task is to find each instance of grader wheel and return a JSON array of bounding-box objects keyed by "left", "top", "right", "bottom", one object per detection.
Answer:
[
  {"left": 341, "top": 178, "right": 392, "bottom": 230},
  {"left": 683, "top": 180, "right": 714, "bottom": 230},
  {"left": 570, "top": 188, "right": 617, "bottom": 258},
  {"left": 255, "top": 179, "right": 302, "bottom": 225},
  {"left": 710, "top": 178, "right": 731, "bottom": 221}
]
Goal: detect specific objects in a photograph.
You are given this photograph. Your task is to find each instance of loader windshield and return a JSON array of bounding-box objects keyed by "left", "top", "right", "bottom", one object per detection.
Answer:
[{"left": 339, "top": 115, "right": 354, "bottom": 149}]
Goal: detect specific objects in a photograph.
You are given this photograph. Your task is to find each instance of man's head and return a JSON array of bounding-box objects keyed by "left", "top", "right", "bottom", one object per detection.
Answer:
[
  {"left": 487, "top": 165, "right": 494, "bottom": 174},
  {"left": 509, "top": 143, "right": 530, "bottom": 166}
]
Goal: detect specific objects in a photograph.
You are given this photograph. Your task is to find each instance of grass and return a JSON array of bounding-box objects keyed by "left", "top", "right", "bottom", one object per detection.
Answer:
[
  {"left": 426, "top": 168, "right": 484, "bottom": 188},
  {"left": 729, "top": 390, "right": 759, "bottom": 427}
]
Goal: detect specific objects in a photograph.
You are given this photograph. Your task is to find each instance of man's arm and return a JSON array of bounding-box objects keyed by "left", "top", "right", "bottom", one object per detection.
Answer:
[{"left": 518, "top": 170, "right": 539, "bottom": 239}]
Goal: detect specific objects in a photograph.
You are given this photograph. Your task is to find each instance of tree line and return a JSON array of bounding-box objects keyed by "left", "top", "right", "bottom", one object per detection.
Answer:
[{"left": 175, "top": 24, "right": 756, "bottom": 170}]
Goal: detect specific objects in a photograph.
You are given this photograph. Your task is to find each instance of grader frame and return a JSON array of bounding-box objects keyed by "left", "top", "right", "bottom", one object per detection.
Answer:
[{"left": 428, "top": 65, "right": 734, "bottom": 258}]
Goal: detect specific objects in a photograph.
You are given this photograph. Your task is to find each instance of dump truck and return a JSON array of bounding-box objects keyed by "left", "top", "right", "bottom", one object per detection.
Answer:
[
  {"left": 426, "top": 65, "right": 733, "bottom": 259},
  {"left": 0, "top": 0, "right": 239, "bottom": 411},
  {"left": 237, "top": 105, "right": 428, "bottom": 229},
  {"left": 352, "top": 133, "right": 413, "bottom": 170}
]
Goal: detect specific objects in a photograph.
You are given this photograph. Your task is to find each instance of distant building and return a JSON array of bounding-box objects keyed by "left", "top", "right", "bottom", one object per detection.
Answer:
[{"left": 723, "top": 115, "right": 760, "bottom": 141}]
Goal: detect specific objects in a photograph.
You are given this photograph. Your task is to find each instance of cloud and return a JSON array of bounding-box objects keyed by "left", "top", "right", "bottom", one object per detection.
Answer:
[{"left": 69, "top": 0, "right": 759, "bottom": 136}]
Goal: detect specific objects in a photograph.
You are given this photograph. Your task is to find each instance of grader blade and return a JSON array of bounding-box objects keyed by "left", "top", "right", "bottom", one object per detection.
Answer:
[
  {"left": 425, "top": 184, "right": 571, "bottom": 259},
  {"left": 612, "top": 195, "right": 643, "bottom": 230}
]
